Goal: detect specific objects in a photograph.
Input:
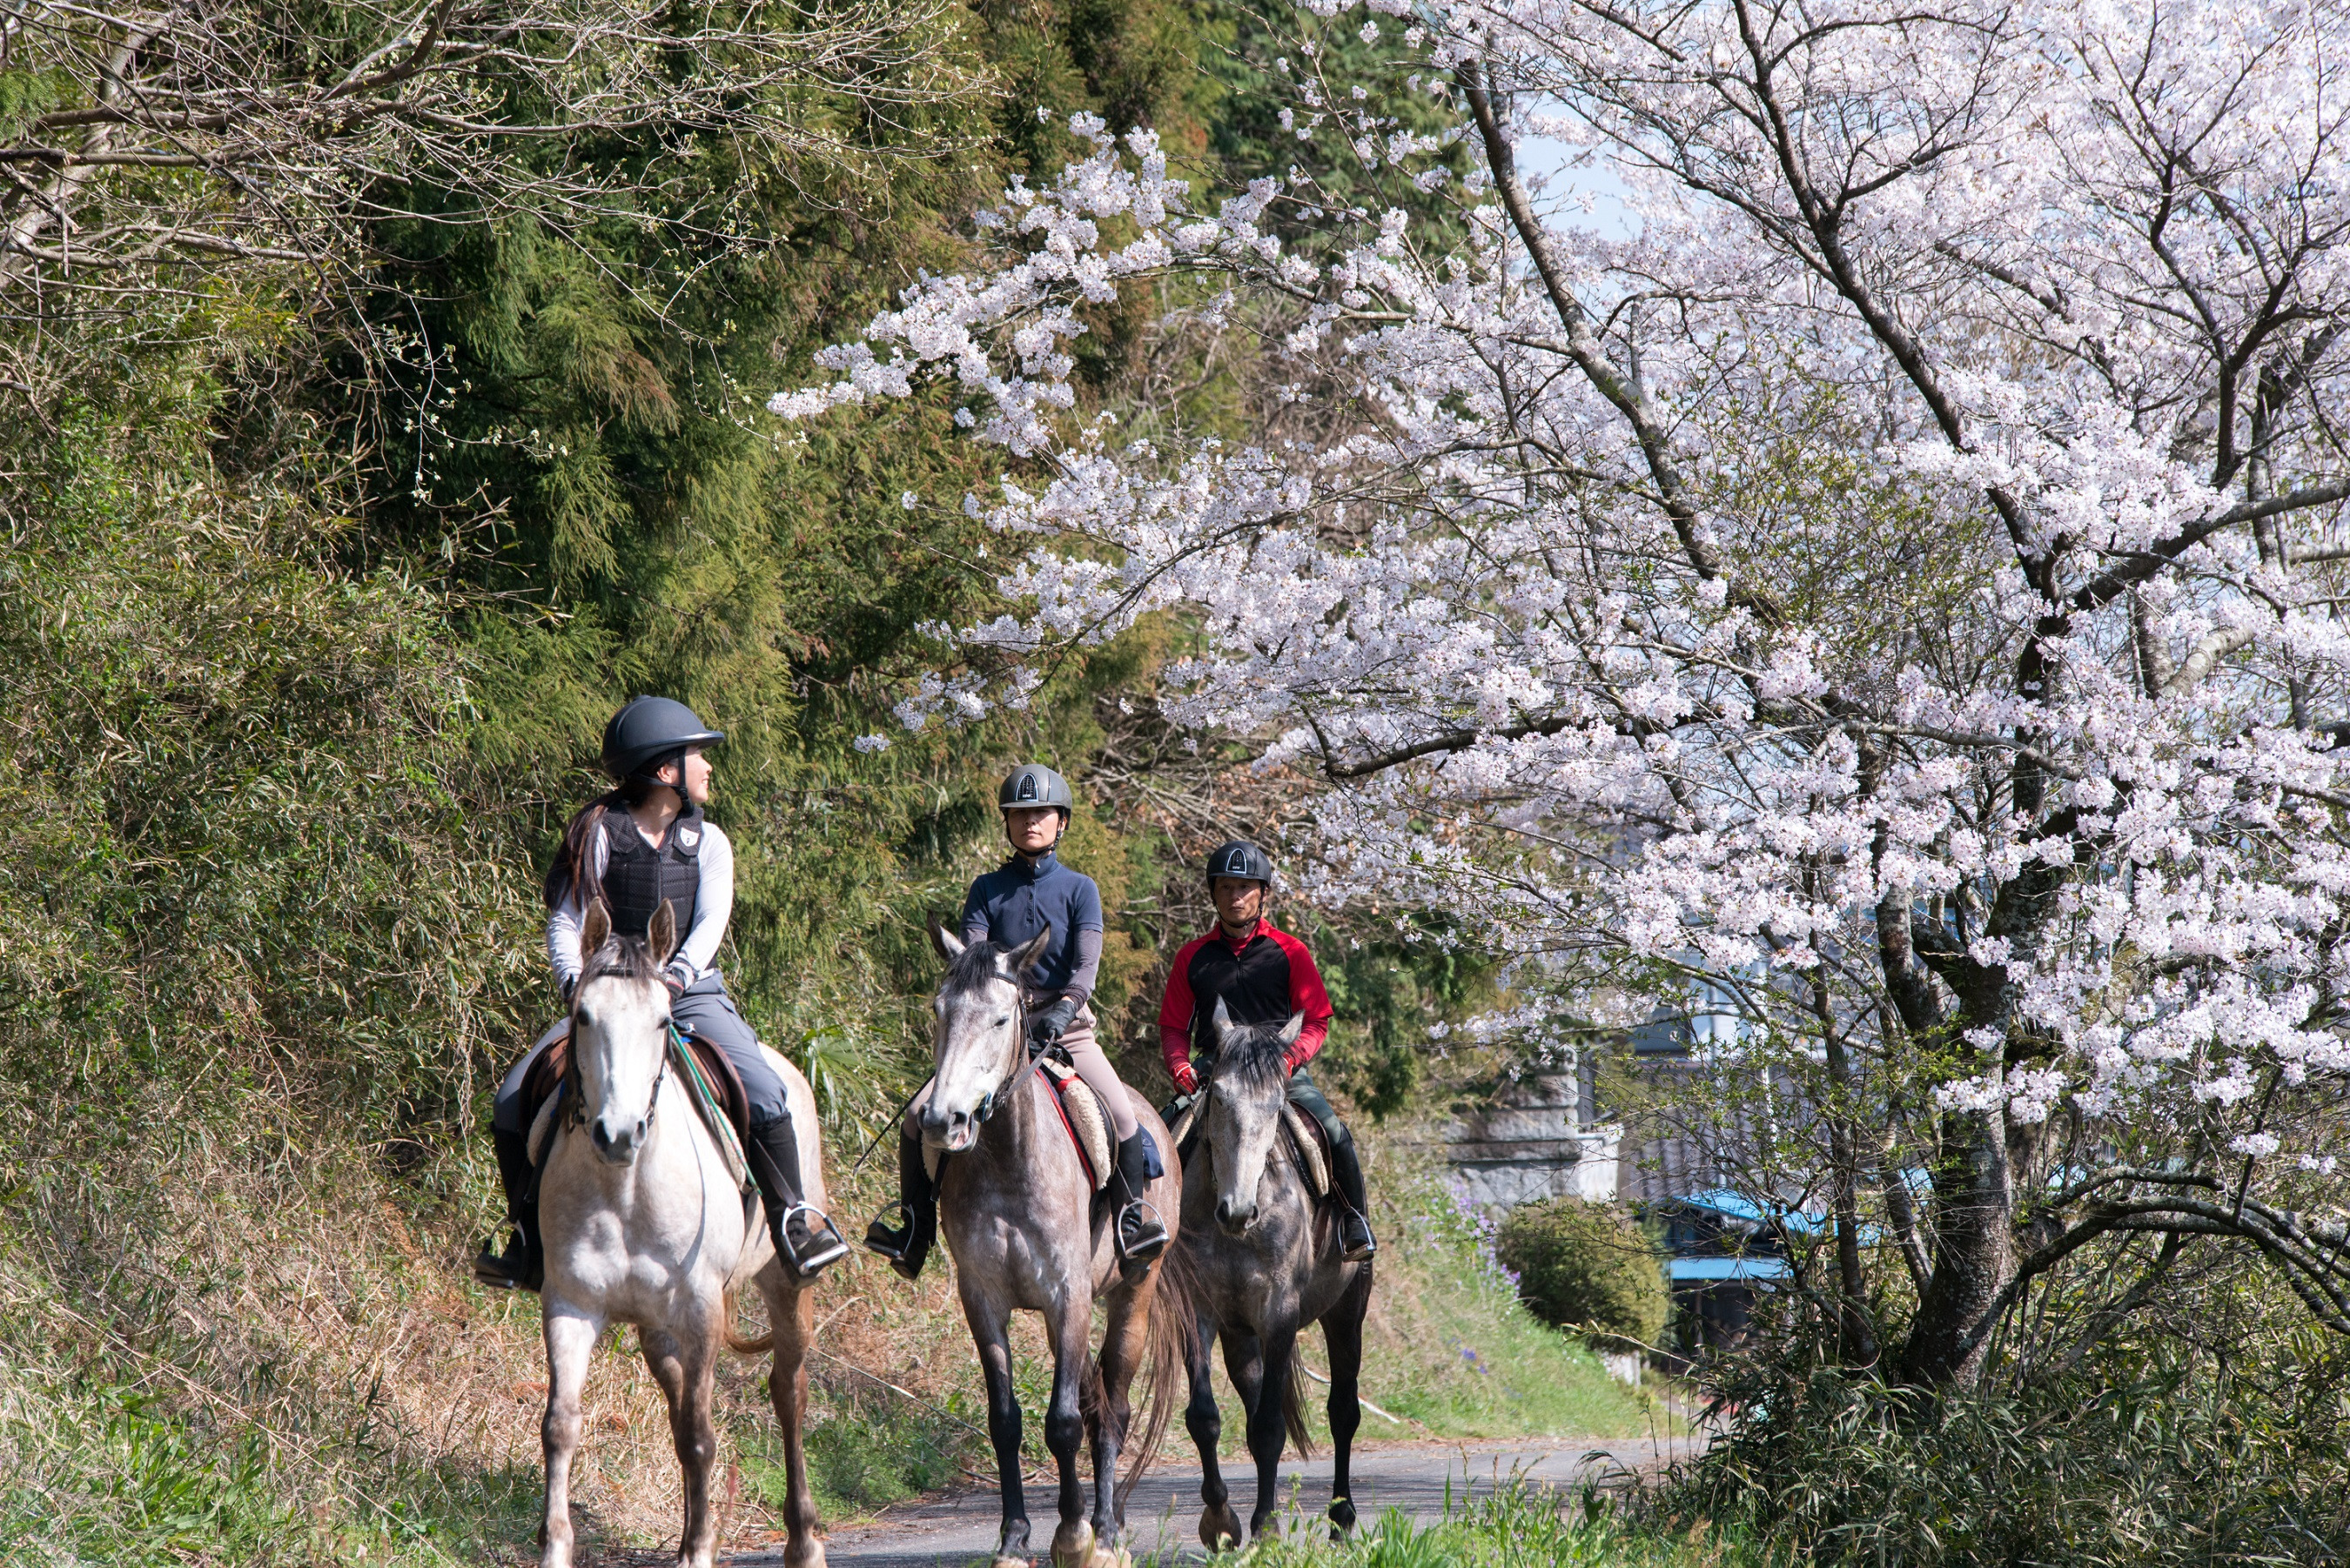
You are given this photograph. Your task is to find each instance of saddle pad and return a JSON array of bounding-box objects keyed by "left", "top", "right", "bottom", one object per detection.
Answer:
[
  {"left": 1038, "top": 1057, "right": 1114, "bottom": 1192},
  {"left": 1283, "top": 1103, "right": 1330, "bottom": 1197}
]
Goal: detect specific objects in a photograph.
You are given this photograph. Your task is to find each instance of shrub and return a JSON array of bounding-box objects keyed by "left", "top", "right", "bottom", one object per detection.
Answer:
[{"left": 1495, "top": 1200, "right": 1668, "bottom": 1350}]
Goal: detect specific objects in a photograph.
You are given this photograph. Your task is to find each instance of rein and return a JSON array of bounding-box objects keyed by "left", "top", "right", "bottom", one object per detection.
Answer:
[{"left": 972, "top": 988, "right": 1032, "bottom": 1127}]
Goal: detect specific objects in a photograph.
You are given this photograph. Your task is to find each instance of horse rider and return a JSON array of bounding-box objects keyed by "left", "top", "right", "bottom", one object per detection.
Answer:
[
  {"left": 1159, "top": 841, "right": 1377, "bottom": 1262},
  {"left": 474, "top": 696, "right": 851, "bottom": 1292},
  {"left": 864, "top": 762, "right": 1171, "bottom": 1280}
]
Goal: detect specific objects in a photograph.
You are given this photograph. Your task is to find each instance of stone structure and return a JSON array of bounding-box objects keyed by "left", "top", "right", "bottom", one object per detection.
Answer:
[{"left": 1440, "top": 1071, "right": 1621, "bottom": 1210}]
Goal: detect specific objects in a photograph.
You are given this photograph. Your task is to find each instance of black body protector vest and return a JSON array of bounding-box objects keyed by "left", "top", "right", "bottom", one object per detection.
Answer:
[{"left": 599, "top": 805, "right": 704, "bottom": 963}]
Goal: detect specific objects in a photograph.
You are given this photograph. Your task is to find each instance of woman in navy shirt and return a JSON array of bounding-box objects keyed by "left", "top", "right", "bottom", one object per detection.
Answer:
[{"left": 865, "top": 764, "right": 1167, "bottom": 1278}]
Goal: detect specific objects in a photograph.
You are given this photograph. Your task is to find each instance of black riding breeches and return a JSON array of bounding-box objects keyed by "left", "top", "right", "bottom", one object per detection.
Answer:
[{"left": 493, "top": 974, "right": 789, "bottom": 1135}]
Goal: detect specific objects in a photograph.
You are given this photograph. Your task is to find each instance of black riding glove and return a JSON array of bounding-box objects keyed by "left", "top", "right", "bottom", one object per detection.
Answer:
[{"left": 1029, "top": 997, "right": 1081, "bottom": 1046}]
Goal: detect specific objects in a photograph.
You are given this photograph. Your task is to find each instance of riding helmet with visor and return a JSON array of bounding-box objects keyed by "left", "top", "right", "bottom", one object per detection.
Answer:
[
  {"left": 602, "top": 696, "right": 725, "bottom": 797},
  {"left": 1205, "top": 840, "right": 1273, "bottom": 887},
  {"left": 998, "top": 762, "right": 1076, "bottom": 818}
]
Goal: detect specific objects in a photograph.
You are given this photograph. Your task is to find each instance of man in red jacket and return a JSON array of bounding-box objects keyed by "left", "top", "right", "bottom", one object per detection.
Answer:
[{"left": 1159, "top": 841, "right": 1376, "bottom": 1261}]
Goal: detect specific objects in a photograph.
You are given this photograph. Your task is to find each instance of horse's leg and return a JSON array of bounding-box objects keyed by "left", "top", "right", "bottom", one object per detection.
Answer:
[
  {"left": 1243, "top": 1324, "right": 1298, "bottom": 1540},
  {"left": 765, "top": 1280, "right": 827, "bottom": 1568},
  {"left": 1187, "top": 1309, "right": 1241, "bottom": 1551},
  {"left": 642, "top": 1322, "right": 722, "bottom": 1568},
  {"left": 1042, "top": 1293, "right": 1096, "bottom": 1568},
  {"left": 966, "top": 1294, "right": 1032, "bottom": 1568},
  {"left": 1220, "top": 1330, "right": 1264, "bottom": 1431},
  {"left": 1090, "top": 1277, "right": 1152, "bottom": 1552},
  {"left": 1321, "top": 1267, "right": 1373, "bottom": 1540},
  {"left": 539, "top": 1303, "right": 601, "bottom": 1568}
]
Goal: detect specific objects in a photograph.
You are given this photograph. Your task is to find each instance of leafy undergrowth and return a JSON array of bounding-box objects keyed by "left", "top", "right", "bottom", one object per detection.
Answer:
[{"left": 1193, "top": 1479, "right": 1763, "bottom": 1568}]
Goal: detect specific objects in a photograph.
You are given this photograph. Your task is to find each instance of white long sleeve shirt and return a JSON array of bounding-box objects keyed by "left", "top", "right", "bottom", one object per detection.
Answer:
[{"left": 546, "top": 814, "right": 735, "bottom": 993}]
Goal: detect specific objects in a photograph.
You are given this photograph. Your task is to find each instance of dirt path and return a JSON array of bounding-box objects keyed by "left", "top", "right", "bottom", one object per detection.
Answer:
[{"left": 728, "top": 1434, "right": 1705, "bottom": 1567}]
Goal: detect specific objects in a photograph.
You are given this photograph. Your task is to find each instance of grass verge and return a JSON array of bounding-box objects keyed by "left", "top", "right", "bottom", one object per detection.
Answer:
[{"left": 1190, "top": 1478, "right": 1762, "bottom": 1568}]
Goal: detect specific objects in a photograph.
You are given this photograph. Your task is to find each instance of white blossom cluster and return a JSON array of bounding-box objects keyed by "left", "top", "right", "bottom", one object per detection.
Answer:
[{"left": 779, "top": 2, "right": 2350, "bottom": 1209}]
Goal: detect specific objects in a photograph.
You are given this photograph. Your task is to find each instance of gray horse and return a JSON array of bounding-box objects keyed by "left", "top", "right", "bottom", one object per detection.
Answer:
[
  {"left": 924, "top": 922, "right": 1191, "bottom": 1568},
  {"left": 1176, "top": 1000, "right": 1373, "bottom": 1547}
]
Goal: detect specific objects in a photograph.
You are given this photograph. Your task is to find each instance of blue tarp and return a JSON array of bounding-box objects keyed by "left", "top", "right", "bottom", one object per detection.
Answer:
[{"left": 1670, "top": 1256, "right": 1792, "bottom": 1283}]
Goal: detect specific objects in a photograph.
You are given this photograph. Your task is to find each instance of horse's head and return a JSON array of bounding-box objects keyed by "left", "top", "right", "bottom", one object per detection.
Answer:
[
  {"left": 1200, "top": 997, "right": 1306, "bottom": 1236},
  {"left": 923, "top": 920, "right": 1051, "bottom": 1153},
  {"left": 570, "top": 898, "right": 676, "bottom": 1166}
]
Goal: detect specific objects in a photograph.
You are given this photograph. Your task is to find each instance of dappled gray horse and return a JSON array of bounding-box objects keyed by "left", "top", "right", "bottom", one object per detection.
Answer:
[
  {"left": 925, "top": 922, "right": 1189, "bottom": 1568},
  {"left": 1177, "top": 1000, "right": 1373, "bottom": 1546},
  {"left": 534, "top": 901, "right": 829, "bottom": 1568}
]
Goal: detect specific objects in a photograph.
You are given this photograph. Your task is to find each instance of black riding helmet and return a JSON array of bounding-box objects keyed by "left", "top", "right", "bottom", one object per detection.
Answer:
[
  {"left": 1205, "top": 840, "right": 1273, "bottom": 885},
  {"left": 602, "top": 697, "right": 725, "bottom": 796},
  {"left": 999, "top": 762, "right": 1076, "bottom": 816}
]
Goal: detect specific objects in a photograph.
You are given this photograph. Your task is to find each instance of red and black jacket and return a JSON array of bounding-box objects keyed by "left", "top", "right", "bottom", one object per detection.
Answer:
[{"left": 1158, "top": 919, "right": 1334, "bottom": 1085}]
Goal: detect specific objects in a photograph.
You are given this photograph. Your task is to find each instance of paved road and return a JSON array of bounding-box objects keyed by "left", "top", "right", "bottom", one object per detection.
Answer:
[{"left": 732, "top": 1436, "right": 1704, "bottom": 1568}]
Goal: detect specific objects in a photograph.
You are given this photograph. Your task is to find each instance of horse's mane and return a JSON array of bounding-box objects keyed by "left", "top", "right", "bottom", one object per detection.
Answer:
[
  {"left": 943, "top": 939, "right": 1021, "bottom": 999},
  {"left": 582, "top": 933, "right": 661, "bottom": 987},
  {"left": 1214, "top": 1019, "right": 1291, "bottom": 1095}
]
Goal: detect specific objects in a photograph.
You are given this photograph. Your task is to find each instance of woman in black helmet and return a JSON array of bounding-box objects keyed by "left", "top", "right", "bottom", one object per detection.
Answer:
[
  {"left": 864, "top": 762, "right": 1169, "bottom": 1280},
  {"left": 475, "top": 696, "right": 849, "bottom": 1290}
]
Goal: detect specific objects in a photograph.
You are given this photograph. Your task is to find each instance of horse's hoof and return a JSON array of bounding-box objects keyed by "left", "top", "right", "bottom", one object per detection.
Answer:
[
  {"left": 1199, "top": 1507, "right": 1243, "bottom": 1552},
  {"left": 786, "top": 1541, "right": 828, "bottom": 1568},
  {"left": 1330, "top": 1496, "right": 1358, "bottom": 1537},
  {"left": 1050, "top": 1519, "right": 1095, "bottom": 1568},
  {"left": 1085, "top": 1540, "right": 1130, "bottom": 1568},
  {"left": 991, "top": 1556, "right": 1031, "bottom": 1568}
]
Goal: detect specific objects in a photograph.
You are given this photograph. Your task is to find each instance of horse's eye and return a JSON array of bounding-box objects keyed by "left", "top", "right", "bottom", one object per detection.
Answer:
[{"left": 994, "top": 1015, "right": 1010, "bottom": 1026}]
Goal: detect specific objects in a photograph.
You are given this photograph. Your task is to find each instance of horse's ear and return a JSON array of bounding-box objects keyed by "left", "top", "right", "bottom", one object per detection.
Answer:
[
  {"left": 1277, "top": 1011, "right": 1306, "bottom": 1047},
  {"left": 932, "top": 919, "right": 966, "bottom": 961},
  {"left": 1211, "top": 995, "right": 1237, "bottom": 1046},
  {"left": 582, "top": 898, "right": 610, "bottom": 959},
  {"left": 650, "top": 898, "right": 678, "bottom": 964},
  {"left": 1008, "top": 925, "right": 1052, "bottom": 975}
]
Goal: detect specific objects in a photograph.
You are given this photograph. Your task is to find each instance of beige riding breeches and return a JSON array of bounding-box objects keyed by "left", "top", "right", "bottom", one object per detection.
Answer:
[{"left": 906, "top": 1003, "right": 1139, "bottom": 1142}]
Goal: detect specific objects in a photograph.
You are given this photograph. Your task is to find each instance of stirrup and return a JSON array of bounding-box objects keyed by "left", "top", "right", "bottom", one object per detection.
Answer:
[
  {"left": 863, "top": 1204, "right": 928, "bottom": 1280},
  {"left": 1115, "top": 1198, "right": 1169, "bottom": 1278},
  {"left": 777, "top": 1204, "right": 850, "bottom": 1279},
  {"left": 1339, "top": 1210, "right": 1378, "bottom": 1263}
]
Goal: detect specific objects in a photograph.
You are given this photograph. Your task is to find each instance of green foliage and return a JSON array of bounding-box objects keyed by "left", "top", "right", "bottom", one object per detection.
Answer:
[
  {"left": 740, "top": 1383, "right": 980, "bottom": 1522},
  {"left": 1662, "top": 1325, "right": 2350, "bottom": 1565},
  {"left": 1352, "top": 1161, "right": 1651, "bottom": 1440},
  {"left": 1313, "top": 915, "right": 1494, "bottom": 1119},
  {"left": 1496, "top": 1201, "right": 1669, "bottom": 1352},
  {"left": 1232, "top": 1480, "right": 1763, "bottom": 1568}
]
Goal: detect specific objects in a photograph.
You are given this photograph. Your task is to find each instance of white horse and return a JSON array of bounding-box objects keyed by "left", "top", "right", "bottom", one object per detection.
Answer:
[{"left": 535, "top": 899, "right": 828, "bottom": 1568}]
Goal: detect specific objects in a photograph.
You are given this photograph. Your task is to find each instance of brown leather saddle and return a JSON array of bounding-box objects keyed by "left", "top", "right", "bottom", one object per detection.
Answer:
[{"left": 520, "top": 1026, "right": 753, "bottom": 1164}]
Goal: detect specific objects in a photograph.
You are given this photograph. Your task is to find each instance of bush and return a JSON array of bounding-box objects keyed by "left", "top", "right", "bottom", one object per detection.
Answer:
[
  {"left": 1658, "top": 1343, "right": 2350, "bottom": 1565},
  {"left": 1495, "top": 1200, "right": 1668, "bottom": 1350}
]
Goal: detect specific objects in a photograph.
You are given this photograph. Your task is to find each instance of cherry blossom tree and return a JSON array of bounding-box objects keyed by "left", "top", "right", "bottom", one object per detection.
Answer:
[{"left": 778, "top": 0, "right": 2350, "bottom": 1384}]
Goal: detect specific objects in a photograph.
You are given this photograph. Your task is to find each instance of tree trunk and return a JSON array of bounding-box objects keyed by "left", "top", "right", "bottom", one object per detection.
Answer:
[{"left": 1897, "top": 1108, "right": 2013, "bottom": 1384}]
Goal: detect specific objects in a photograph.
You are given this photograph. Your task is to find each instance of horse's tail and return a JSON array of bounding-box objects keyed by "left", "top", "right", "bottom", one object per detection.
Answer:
[
  {"left": 722, "top": 1289, "right": 775, "bottom": 1356},
  {"left": 1283, "top": 1343, "right": 1313, "bottom": 1458},
  {"left": 1113, "top": 1241, "right": 1199, "bottom": 1516}
]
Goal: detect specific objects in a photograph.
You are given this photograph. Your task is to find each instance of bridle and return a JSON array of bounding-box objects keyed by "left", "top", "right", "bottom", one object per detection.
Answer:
[
  {"left": 561, "top": 974, "right": 674, "bottom": 1134},
  {"left": 966, "top": 982, "right": 1031, "bottom": 1129}
]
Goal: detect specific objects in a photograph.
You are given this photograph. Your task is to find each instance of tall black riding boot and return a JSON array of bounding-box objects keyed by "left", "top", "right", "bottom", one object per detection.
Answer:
[
  {"left": 1326, "top": 1129, "right": 1378, "bottom": 1263},
  {"left": 863, "top": 1125, "right": 937, "bottom": 1281},
  {"left": 745, "top": 1115, "right": 849, "bottom": 1281},
  {"left": 473, "top": 1126, "right": 544, "bottom": 1292},
  {"left": 1112, "top": 1130, "right": 1170, "bottom": 1279}
]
